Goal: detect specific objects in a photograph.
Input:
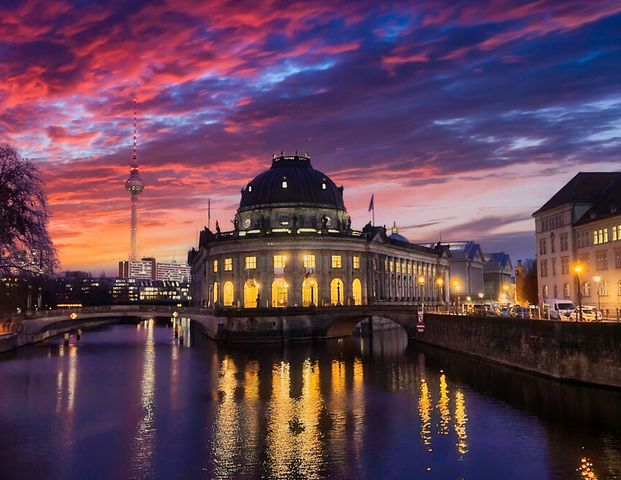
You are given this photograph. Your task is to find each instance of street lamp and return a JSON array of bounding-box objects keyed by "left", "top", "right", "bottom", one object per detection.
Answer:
[
  {"left": 574, "top": 264, "right": 584, "bottom": 322},
  {"left": 418, "top": 275, "right": 426, "bottom": 311},
  {"left": 436, "top": 277, "right": 444, "bottom": 307},
  {"left": 593, "top": 275, "right": 602, "bottom": 317}
]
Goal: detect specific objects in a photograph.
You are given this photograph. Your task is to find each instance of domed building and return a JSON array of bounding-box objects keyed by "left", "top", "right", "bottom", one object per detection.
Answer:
[{"left": 188, "top": 153, "right": 449, "bottom": 308}]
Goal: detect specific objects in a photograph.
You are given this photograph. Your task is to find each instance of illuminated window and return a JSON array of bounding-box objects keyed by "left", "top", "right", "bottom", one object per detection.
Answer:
[
  {"left": 353, "top": 256, "right": 360, "bottom": 269},
  {"left": 248, "top": 185, "right": 252, "bottom": 192},
  {"left": 396, "top": 261, "right": 401, "bottom": 273},
  {"left": 331, "top": 255, "right": 342, "bottom": 269},
  {"left": 303, "top": 254, "right": 316, "bottom": 269},
  {"left": 245, "top": 256, "right": 256, "bottom": 269},
  {"left": 389, "top": 260, "right": 394, "bottom": 273},
  {"left": 352, "top": 278, "right": 362, "bottom": 305},
  {"left": 274, "top": 255, "right": 287, "bottom": 269},
  {"left": 223, "top": 281, "right": 234, "bottom": 306},
  {"left": 224, "top": 258, "right": 233, "bottom": 271},
  {"left": 593, "top": 231, "right": 599, "bottom": 245},
  {"left": 282, "top": 177, "right": 288, "bottom": 188},
  {"left": 213, "top": 260, "right": 218, "bottom": 272},
  {"left": 321, "top": 181, "right": 327, "bottom": 190},
  {"left": 330, "top": 278, "right": 344, "bottom": 305},
  {"left": 604, "top": 228, "right": 609, "bottom": 243}
]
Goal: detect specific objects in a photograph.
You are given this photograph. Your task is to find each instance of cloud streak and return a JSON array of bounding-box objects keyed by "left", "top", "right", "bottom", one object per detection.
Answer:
[{"left": 1, "top": 0, "right": 620, "bottom": 272}]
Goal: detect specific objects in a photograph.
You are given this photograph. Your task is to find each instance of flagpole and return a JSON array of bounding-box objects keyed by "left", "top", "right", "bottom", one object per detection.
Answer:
[{"left": 208, "top": 198, "right": 211, "bottom": 231}]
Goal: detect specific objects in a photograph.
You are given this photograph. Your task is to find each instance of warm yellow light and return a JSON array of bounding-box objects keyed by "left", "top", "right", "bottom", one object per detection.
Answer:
[
  {"left": 574, "top": 264, "right": 584, "bottom": 274},
  {"left": 418, "top": 276, "right": 426, "bottom": 285},
  {"left": 593, "top": 275, "right": 601, "bottom": 284},
  {"left": 502, "top": 284, "right": 509, "bottom": 291},
  {"left": 436, "top": 277, "right": 444, "bottom": 287},
  {"left": 477, "top": 292, "right": 484, "bottom": 299},
  {"left": 466, "top": 296, "right": 472, "bottom": 302},
  {"left": 452, "top": 280, "right": 460, "bottom": 289}
]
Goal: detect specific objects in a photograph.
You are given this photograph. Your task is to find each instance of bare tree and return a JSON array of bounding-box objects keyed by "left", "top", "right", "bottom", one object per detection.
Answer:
[
  {"left": 0, "top": 144, "right": 57, "bottom": 275},
  {"left": 516, "top": 258, "right": 538, "bottom": 306}
]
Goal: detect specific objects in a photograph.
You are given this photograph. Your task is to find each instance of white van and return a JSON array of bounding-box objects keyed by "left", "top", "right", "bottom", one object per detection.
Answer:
[{"left": 543, "top": 299, "right": 575, "bottom": 320}]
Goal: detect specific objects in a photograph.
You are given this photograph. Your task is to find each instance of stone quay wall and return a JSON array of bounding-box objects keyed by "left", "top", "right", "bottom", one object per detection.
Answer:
[{"left": 413, "top": 314, "right": 621, "bottom": 389}]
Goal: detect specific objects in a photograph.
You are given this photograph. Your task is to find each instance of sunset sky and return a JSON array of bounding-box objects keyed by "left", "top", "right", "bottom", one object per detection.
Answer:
[{"left": 2, "top": 0, "right": 620, "bottom": 274}]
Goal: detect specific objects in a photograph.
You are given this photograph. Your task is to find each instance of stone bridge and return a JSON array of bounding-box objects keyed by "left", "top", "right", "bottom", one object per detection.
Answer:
[{"left": 2, "top": 304, "right": 424, "bottom": 348}]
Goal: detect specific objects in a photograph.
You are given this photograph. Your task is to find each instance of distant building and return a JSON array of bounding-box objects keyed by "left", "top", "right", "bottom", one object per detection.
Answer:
[
  {"left": 483, "top": 252, "right": 514, "bottom": 301},
  {"left": 532, "top": 172, "right": 621, "bottom": 316},
  {"left": 156, "top": 261, "right": 191, "bottom": 282},
  {"left": 119, "top": 257, "right": 156, "bottom": 280},
  {"left": 119, "top": 258, "right": 191, "bottom": 283},
  {"left": 441, "top": 241, "right": 486, "bottom": 298},
  {"left": 111, "top": 278, "right": 191, "bottom": 305}
]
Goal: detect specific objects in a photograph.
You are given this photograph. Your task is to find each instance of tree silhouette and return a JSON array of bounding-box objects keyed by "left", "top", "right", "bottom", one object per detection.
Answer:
[{"left": 0, "top": 144, "right": 57, "bottom": 275}]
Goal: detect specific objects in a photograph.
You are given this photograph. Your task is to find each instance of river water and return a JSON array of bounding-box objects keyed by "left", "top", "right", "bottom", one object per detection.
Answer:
[{"left": 0, "top": 319, "right": 620, "bottom": 479}]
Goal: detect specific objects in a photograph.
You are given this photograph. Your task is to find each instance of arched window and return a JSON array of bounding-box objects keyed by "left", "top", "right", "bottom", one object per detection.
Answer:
[
  {"left": 213, "top": 282, "right": 219, "bottom": 305},
  {"left": 302, "top": 276, "right": 318, "bottom": 307},
  {"left": 330, "top": 278, "right": 344, "bottom": 305},
  {"left": 272, "top": 278, "right": 288, "bottom": 307},
  {"left": 223, "top": 281, "right": 234, "bottom": 306},
  {"left": 583, "top": 281, "right": 591, "bottom": 297},
  {"left": 244, "top": 279, "right": 260, "bottom": 308},
  {"left": 352, "top": 279, "right": 362, "bottom": 305}
]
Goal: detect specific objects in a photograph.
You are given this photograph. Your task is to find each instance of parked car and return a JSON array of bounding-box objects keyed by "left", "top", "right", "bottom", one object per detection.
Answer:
[
  {"left": 499, "top": 306, "right": 513, "bottom": 317},
  {"left": 472, "top": 304, "right": 487, "bottom": 316},
  {"left": 543, "top": 299, "right": 575, "bottom": 320},
  {"left": 567, "top": 306, "right": 602, "bottom": 322},
  {"left": 512, "top": 306, "right": 531, "bottom": 319}
]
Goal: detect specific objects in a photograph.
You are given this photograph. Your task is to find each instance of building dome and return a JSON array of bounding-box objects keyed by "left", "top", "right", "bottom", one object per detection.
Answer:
[
  {"left": 388, "top": 222, "right": 409, "bottom": 243},
  {"left": 238, "top": 154, "right": 345, "bottom": 212}
]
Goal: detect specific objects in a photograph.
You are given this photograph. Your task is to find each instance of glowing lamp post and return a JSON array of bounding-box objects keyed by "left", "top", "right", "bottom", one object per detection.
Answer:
[
  {"left": 593, "top": 275, "right": 602, "bottom": 317},
  {"left": 418, "top": 276, "right": 426, "bottom": 311},
  {"left": 574, "top": 264, "right": 584, "bottom": 322},
  {"left": 436, "top": 277, "right": 444, "bottom": 309}
]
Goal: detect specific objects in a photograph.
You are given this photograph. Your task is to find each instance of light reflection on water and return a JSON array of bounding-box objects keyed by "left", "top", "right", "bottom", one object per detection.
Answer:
[{"left": 0, "top": 322, "right": 619, "bottom": 479}]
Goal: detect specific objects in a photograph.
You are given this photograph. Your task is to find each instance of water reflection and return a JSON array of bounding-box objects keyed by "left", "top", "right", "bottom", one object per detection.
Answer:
[
  {"left": 131, "top": 319, "right": 157, "bottom": 478},
  {"left": 0, "top": 322, "right": 620, "bottom": 480}
]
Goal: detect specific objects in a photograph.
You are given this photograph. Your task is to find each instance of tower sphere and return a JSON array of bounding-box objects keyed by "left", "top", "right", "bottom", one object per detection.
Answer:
[{"left": 125, "top": 165, "right": 144, "bottom": 194}]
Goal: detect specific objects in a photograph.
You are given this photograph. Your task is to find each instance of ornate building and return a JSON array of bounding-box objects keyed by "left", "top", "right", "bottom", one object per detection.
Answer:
[
  {"left": 533, "top": 172, "right": 621, "bottom": 316},
  {"left": 188, "top": 154, "right": 450, "bottom": 308}
]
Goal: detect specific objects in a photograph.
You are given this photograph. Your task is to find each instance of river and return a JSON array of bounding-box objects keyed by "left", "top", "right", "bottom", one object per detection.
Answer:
[{"left": 0, "top": 319, "right": 619, "bottom": 479}]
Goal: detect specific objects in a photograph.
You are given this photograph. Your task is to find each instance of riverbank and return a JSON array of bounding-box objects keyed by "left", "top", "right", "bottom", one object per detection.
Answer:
[{"left": 413, "top": 313, "right": 621, "bottom": 390}]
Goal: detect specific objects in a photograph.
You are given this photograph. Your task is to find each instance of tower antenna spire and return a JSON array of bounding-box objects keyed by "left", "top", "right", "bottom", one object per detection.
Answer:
[
  {"left": 125, "top": 95, "right": 145, "bottom": 261},
  {"left": 132, "top": 96, "right": 137, "bottom": 165}
]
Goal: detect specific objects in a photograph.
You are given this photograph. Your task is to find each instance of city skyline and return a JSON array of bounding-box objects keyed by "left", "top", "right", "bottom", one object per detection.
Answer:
[{"left": 2, "top": 1, "right": 621, "bottom": 273}]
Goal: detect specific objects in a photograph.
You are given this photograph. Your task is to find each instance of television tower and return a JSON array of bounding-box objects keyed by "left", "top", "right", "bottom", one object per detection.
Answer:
[{"left": 125, "top": 97, "right": 144, "bottom": 261}]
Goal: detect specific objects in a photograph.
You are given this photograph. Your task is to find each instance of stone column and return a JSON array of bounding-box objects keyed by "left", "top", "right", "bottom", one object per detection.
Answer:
[{"left": 290, "top": 250, "right": 302, "bottom": 307}]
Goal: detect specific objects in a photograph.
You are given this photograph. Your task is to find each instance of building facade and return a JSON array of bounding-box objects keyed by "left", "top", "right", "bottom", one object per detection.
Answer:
[
  {"left": 484, "top": 252, "right": 514, "bottom": 302},
  {"left": 156, "top": 261, "right": 191, "bottom": 282},
  {"left": 188, "top": 154, "right": 450, "bottom": 308},
  {"left": 533, "top": 172, "right": 621, "bottom": 317}
]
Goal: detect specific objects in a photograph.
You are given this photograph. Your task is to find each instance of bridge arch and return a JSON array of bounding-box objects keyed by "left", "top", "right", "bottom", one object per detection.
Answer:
[{"left": 324, "top": 313, "right": 411, "bottom": 339}]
